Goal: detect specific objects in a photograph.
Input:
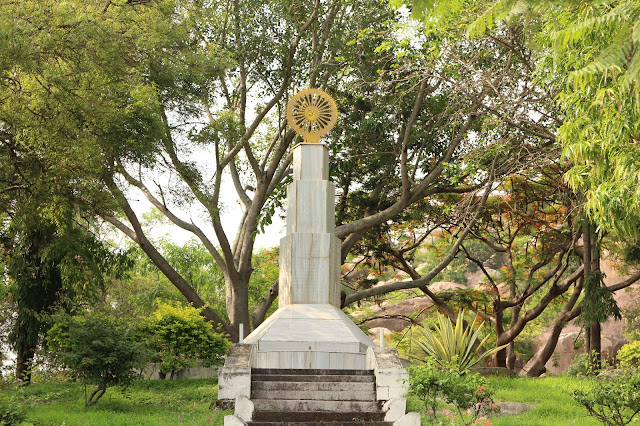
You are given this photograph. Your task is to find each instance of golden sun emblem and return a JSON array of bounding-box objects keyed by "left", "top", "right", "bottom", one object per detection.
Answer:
[{"left": 286, "top": 88, "right": 338, "bottom": 143}]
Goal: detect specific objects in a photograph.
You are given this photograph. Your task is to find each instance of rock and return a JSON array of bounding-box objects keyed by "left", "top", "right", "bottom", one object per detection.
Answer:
[
  {"left": 472, "top": 367, "right": 518, "bottom": 377},
  {"left": 428, "top": 281, "right": 466, "bottom": 293},
  {"left": 362, "top": 296, "right": 433, "bottom": 332},
  {"left": 495, "top": 402, "right": 534, "bottom": 416},
  {"left": 466, "top": 268, "right": 499, "bottom": 288}
]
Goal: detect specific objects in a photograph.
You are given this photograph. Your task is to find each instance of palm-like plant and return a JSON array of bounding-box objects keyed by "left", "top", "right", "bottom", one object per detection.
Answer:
[{"left": 412, "top": 311, "right": 506, "bottom": 371}]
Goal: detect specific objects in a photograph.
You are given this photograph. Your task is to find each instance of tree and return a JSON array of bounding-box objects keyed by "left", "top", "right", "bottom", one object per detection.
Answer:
[
  {"left": 3, "top": 0, "right": 609, "bottom": 348},
  {"left": 414, "top": 0, "right": 640, "bottom": 234},
  {"left": 389, "top": 0, "right": 640, "bottom": 374},
  {"left": 46, "top": 311, "right": 145, "bottom": 407},
  {"left": 0, "top": 0, "right": 499, "bottom": 340},
  {"left": 0, "top": 128, "right": 130, "bottom": 382}
]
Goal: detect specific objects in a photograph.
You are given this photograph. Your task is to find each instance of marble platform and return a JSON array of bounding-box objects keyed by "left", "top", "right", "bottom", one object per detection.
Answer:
[{"left": 244, "top": 304, "right": 373, "bottom": 369}]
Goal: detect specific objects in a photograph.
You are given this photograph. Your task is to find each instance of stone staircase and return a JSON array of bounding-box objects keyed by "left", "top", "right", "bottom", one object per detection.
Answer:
[{"left": 247, "top": 368, "right": 392, "bottom": 426}]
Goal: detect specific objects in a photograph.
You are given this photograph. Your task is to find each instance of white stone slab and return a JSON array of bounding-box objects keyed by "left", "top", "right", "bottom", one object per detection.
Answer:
[
  {"left": 393, "top": 412, "right": 421, "bottom": 426},
  {"left": 279, "top": 234, "right": 340, "bottom": 306},
  {"left": 224, "top": 415, "right": 248, "bottom": 426},
  {"left": 384, "top": 398, "right": 407, "bottom": 422},
  {"left": 243, "top": 304, "right": 375, "bottom": 369},
  {"left": 234, "top": 395, "right": 254, "bottom": 421},
  {"left": 286, "top": 181, "right": 335, "bottom": 234},
  {"left": 293, "top": 143, "right": 329, "bottom": 181},
  {"left": 254, "top": 351, "right": 368, "bottom": 369}
]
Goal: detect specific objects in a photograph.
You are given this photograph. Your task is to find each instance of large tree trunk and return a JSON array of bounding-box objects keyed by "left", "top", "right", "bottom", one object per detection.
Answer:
[
  {"left": 16, "top": 344, "right": 34, "bottom": 384},
  {"left": 522, "top": 281, "right": 583, "bottom": 377},
  {"left": 583, "top": 220, "right": 601, "bottom": 368},
  {"left": 494, "top": 304, "right": 507, "bottom": 368},
  {"left": 227, "top": 275, "right": 251, "bottom": 342}
]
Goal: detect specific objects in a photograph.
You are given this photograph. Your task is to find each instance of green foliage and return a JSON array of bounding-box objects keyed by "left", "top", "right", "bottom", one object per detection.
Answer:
[
  {"left": 143, "top": 302, "right": 230, "bottom": 378},
  {"left": 564, "top": 351, "right": 600, "bottom": 378},
  {"left": 45, "top": 311, "right": 145, "bottom": 407},
  {"left": 580, "top": 271, "right": 622, "bottom": 325},
  {"left": 622, "top": 303, "right": 640, "bottom": 342},
  {"left": 408, "top": 360, "right": 499, "bottom": 425},
  {"left": 0, "top": 396, "right": 25, "bottom": 426},
  {"left": 412, "top": 311, "right": 506, "bottom": 371},
  {"left": 1, "top": 206, "right": 132, "bottom": 381},
  {"left": 573, "top": 370, "right": 640, "bottom": 426},
  {"left": 248, "top": 248, "right": 280, "bottom": 321},
  {"left": 617, "top": 341, "right": 640, "bottom": 369}
]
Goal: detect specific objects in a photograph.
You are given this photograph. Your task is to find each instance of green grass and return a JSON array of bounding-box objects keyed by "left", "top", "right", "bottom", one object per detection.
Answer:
[
  {"left": 2, "top": 375, "right": 610, "bottom": 426},
  {"left": 406, "top": 375, "right": 603, "bottom": 426},
  {"left": 487, "top": 376, "right": 600, "bottom": 426},
  {"left": 2, "top": 378, "right": 231, "bottom": 425}
]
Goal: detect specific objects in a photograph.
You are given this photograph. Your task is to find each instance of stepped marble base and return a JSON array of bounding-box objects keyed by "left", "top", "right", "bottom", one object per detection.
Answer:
[{"left": 244, "top": 304, "right": 374, "bottom": 370}]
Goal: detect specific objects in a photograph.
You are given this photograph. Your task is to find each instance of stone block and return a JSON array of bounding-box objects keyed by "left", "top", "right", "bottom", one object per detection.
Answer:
[
  {"left": 279, "top": 234, "right": 340, "bottom": 306},
  {"left": 293, "top": 143, "right": 329, "bottom": 181},
  {"left": 218, "top": 368, "right": 251, "bottom": 400},
  {"left": 234, "top": 394, "right": 254, "bottom": 422},
  {"left": 218, "top": 344, "right": 255, "bottom": 401},
  {"left": 376, "top": 386, "right": 390, "bottom": 400},
  {"left": 383, "top": 398, "right": 407, "bottom": 422},
  {"left": 393, "top": 412, "right": 421, "bottom": 426},
  {"left": 286, "top": 181, "right": 335, "bottom": 234},
  {"left": 224, "top": 415, "right": 248, "bottom": 426},
  {"left": 367, "top": 347, "right": 409, "bottom": 401}
]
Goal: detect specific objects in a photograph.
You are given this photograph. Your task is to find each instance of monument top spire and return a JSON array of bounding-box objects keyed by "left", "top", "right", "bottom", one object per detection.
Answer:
[{"left": 286, "top": 88, "right": 337, "bottom": 143}]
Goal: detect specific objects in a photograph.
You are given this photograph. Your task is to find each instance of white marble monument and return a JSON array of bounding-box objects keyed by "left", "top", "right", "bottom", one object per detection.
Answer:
[
  {"left": 243, "top": 141, "right": 374, "bottom": 369},
  {"left": 220, "top": 90, "right": 416, "bottom": 426}
]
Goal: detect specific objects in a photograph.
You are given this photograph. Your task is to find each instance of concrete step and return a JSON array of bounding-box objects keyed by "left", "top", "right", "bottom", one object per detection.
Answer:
[
  {"left": 252, "top": 380, "right": 375, "bottom": 392},
  {"left": 252, "top": 388, "right": 376, "bottom": 401},
  {"left": 252, "top": 368, "right": 374, "bottom": 376},
  {"left": 252, "top": 411, "right": 386, "bottom": 422},
  {"left": 252, "top": 399, "right": 381, "bottom": 413},
  {"left": 252, "top": 374, "right": 374, "bottom": 383}
]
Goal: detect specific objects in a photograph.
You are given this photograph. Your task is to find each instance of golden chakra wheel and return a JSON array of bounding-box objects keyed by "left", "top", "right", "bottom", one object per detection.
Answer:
[{"left": 286, "top": 88, "right": 338, "bottom": 143}]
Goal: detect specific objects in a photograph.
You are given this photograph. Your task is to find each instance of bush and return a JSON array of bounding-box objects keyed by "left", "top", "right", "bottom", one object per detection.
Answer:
[
  {"left": 45, "top": 311, "right": 145, "bottom": 407},
  {"left": 565, "top": 350, "right": 600, "bottom": 377},
  {"left": 573, "top": 369, "right": 640, "bottom": 425},
  {"left": 0, "top": 397, "right": 25, "bottom": 426},
  {"left": 408, "top": 360, "right": 499, "bottom": 425},
  {"left": 617, "top": 341, "right": 640, "bottom": 369},
  {"left": 144, "top": 302, "right": 230, "bottom": 379}
]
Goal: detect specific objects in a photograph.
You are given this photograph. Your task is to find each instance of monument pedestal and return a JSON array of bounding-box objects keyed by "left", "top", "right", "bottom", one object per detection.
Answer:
[{"left": 244, "top": 304, "right": 371, "bottom": 369}]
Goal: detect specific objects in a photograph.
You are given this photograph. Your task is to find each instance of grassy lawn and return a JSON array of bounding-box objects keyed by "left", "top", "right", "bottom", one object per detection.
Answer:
[
  {"left": 2, "top": 375, "right": 606, "bottom": 425},
  {"left": 3, "top": 378, "right": 232, "bottom": 425},
  {"left": 406, "top": 376, "right": 602, "bottom": 426}
]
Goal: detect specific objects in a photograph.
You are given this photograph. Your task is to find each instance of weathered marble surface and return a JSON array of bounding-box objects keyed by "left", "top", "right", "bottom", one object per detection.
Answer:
[
  {"left": 286, "top": 181, "right": 335, "bottom": 234},
  {"left": 293, "top": 143, "right": 330, "bottom": 181},
  {"left": 218, "top": 344, "right": 255, "bottom": 400},
  {"left": 366, "top": 347, "right": 409, "bottom": 400},
  {"left": 279, "top": 233, "right": 340, "bottom": 306},
  {"left": 243, "top": 304, "right": 374, "bottom": 369}
]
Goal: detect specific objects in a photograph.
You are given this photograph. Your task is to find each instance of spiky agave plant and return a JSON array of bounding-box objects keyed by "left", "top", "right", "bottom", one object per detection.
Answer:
[{"left": 412, "top": 310, "right": 506, "bottom": 371}]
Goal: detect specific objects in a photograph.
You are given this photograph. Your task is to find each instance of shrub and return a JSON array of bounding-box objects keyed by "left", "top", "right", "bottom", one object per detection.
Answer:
[
  {"left": 565, "top": 350, "right": 600, "bottom": 377},
  {"left": 45, "top": 311, "right": 145, "bottom": 407},
  {"left": 412, "top": 310, "right": 505, "bottom": 371},
  {"left": 573, "top": 369, "right": 640, "bottom": 425},
  {"left": 408, "top": 360, "right": 499, "bottom": 425},
  {"left": 144, "top": 302, "right": 230, "bottom": 379},
  {"left": 0, "top": 397, "right": 25, "bottom": 426},
  {"left": 617, "top": 341, "right": 640, "bottom": 369}
]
